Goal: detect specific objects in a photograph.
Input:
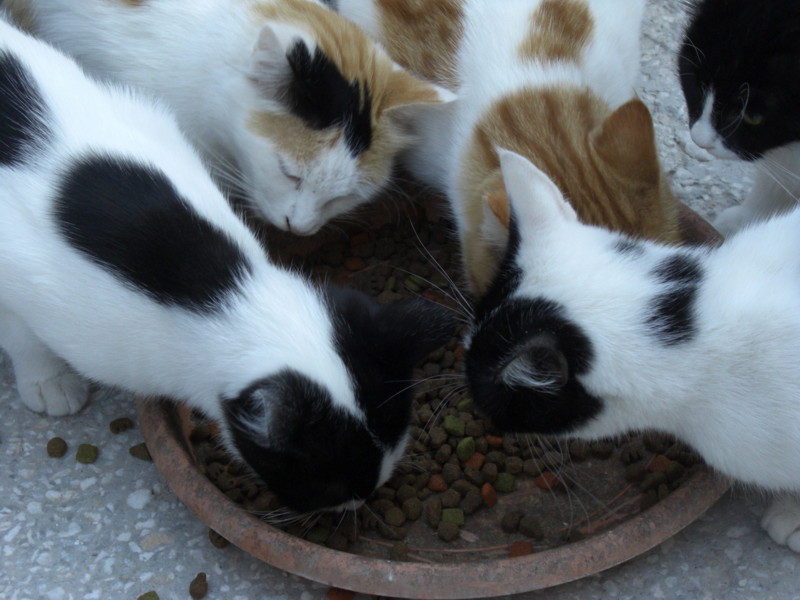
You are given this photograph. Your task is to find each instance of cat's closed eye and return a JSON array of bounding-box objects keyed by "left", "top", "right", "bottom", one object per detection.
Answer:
[{"left": 278, "top": 157, "right": 302, "bottom": 190}]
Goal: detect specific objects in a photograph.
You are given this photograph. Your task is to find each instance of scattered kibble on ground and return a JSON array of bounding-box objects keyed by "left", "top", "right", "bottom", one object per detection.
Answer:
[
  {"left": 189, "top": 572, "right": 208, "bottom": 599},
  {"left": 75, "top": 443, "right": 98, "bottom": 464}
]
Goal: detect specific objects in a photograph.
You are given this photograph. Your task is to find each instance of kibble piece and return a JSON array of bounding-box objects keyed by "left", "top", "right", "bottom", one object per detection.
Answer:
[
  {"left": 568, "top": 439, "right": 589, "bottom": 462},
  {"left": 440, "top": 488, "right": 461, "bottom": 508},
  {"left": 76, "top": 443, "right": 98, "bottom": 464},
  {"left": 494, "top": 472, "right": 516, "bottom": 493},
  {"left": 441, "top": 462, "right": 461, "bottom": 484},
  {"left": 46, "top": 437, "right": 67, "bottom": 458},
  {"left": 481, "top": 483, "right": 497, "bottom": 508},
  {"left": 189, "top": 572, "right": 208, "bottom": 599},
  {"left": 441, "top": 508, "right": 465, "bottom": 527},
  {"left": 137, "top": 592, "right": 159, "bottom": 600},
  {"left": 442, "top": 415, "right": 466, "bottom": 437},
  {"left": 437, "top": 520, "right": 460, "bottom": 542},
  {"left": 590, "top": 441, "right": 614, "bottom": 459},
  {"left": 402, "top": 497, "right": 423, "bottom": 521},
  {"left": 389, "top": 542, "right": 410, "bottom": 561},
  {"left": 306, "top": 526, "right": 331, "bottom": 544},
  {"left": 109, "top": 417, "right": 134, "bottom": 434},
  {"left": 384, "top": 506, "right": 406, "bottom": 528},
  {"left": 481, "top": 462, "right": 498, "bottom": 483},
  {"left": 509, "top": 540, "right": 534, "bottom": 557},
  {"left": 395, "top": 484, "right": 417, "bottom": 504},
  {"left": 505, "top": 456, "right": 524, "bottom": 475},
  {"left": 455, "top": 437, "right": 476, "bottom": 462},
  {"left": 127, "top": 442, "right": 152, "bottom": 462},
  {"left": 208, "top": 529, "right": 230, "bottom": 549},
  {"left": 625, "top": 462, "right": 647, "bottom": 483},
  {"left": 425, "top": 497, "right": 443, "bottom": 529},
  {"left": 461, "top": 489, "right": 483, "bottom": 515},
  {"left": 519, "top": 516, "right": 544, "bottom": 539},
  {"left": 500, "top": 511, "right": 522, "bottom": 533}
]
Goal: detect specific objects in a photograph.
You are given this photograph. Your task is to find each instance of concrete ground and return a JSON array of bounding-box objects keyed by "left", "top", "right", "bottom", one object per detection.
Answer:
[{"left": 2, "top": 1, "right": 799, "bottom": 598}]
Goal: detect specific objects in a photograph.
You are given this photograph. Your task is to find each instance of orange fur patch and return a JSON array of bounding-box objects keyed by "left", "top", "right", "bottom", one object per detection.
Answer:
[
  {"left": 375, "top": 0, "right": 464, "bottom": 89},
  {"left": 248, "top": 112, "right": 336, "bottom": 163},
  {"left": 459, "top": 88, "right": 679, "bottom": 293},
  {"left": 519, "top": 0, "right": 593, "bottom": 63}
]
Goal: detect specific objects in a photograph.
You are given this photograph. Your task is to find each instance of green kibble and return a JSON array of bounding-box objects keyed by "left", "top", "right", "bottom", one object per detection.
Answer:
[
  {"left": 189, "top": 572, "right": 208, "bottom": 600},
  {"left": 442, "top": 415, "right": 465, "bottom": 437},
  {"left": 46, "top": 437, "right": 67, "bottom": 458},
  {"left": 75, "top": 443, "right": 98, "bottom": 464},
  {"left": 383, "top": 275, "right": 396, "bottom": 291},
  {"left": 403, "top": 277, "right": 422, "bottom": 293},
  {"left": 455, "top": 397, "right": 475, "bottom": 413},
  {"left": 455, "top": 437, "right": 476, "bottom": 462},
  {"left": 137, "top": 592, "right": 160, "bottom": 600},
  {"left": 109, "top": 417, "right": 134, "bottom": 434},
  {"left": 441, "top": 508, "right": 465, "bottom": 526},
  {"left": 306, "top": 526, "right": 330, "bottom": 544},
  {"left": 129, "top": 443, "right": 152, "bottom": 462},
  {"left": 494, "top": 472, "right": 516, "bottom": 493}
]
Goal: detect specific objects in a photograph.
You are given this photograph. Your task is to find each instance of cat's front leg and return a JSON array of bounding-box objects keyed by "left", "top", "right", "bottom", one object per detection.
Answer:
[
  {"left": 761, "top": 494, "right": 800, "bottom": 553},
  {"left": 0, "top": 306, "right": 90, "bottom": 416}
]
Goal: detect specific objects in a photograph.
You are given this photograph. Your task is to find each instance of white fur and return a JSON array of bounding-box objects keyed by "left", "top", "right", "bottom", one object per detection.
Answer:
[
  {"left": 691, "top": 92, "right": 800, "bottom": 235},
  {"left": 0, "top": 20, "right": 356, "bottom": 422},
  {"left": 6, "top": 0, "right": 452, "bottom": 235},
  {"left": 499, "top": 148, "right": 800, "bottom": 552}
]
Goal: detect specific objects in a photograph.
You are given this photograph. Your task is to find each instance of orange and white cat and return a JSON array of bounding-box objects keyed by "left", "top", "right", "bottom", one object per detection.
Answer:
[
  {"left": 5, "top": 0, "right": 454, "bottom": 235},
  {"left": 331, "top": 0, "right": 681, "bottom": 293}
]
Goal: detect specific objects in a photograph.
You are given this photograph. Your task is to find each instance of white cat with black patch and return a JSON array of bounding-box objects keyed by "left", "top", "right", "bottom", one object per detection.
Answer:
[
  {"left": 465, "top": 149, "right": 800, "bottom": 552},
  {"left": 679, "top": 0, "right": 800, "bottom": 235},
  {"left": 0, "top": 20, "right": 453, "bottom": 514},
  {"left": 5, "top": 0, "right": 454, "bottom": 235}
]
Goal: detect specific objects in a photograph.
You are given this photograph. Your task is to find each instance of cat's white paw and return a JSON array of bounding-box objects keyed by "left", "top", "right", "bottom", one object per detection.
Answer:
[
  {"left": 18, "top": 366, "right": 90, "bottom": 416},
  {"left": 761, "top": 495, "right": 800, "bottom": 553}
]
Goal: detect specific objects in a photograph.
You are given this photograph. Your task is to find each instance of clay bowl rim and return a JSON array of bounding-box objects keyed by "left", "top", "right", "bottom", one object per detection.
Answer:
[
  {"left": 136, "top": 398, "right": 728, "bottom": 599},
  {"left": 136, "top": 202, "right": 728, "bottom": 598}
]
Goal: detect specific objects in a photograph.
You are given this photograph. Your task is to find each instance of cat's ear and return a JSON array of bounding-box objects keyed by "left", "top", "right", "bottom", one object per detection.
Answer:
[
  {"left": 382, "top": 65, "right": 457, "bottom": 130},
  {"left": 497, "top": 148, "right": 578, "bottom": 234},
  {"left": 590, "top": 98, "right": 660, "bottom": 186},
  {"left": 249, "top": 22, "right": 313, "bottom": 101},
  {"left": 498, "top": 333, "right": 568, "bottom": 393}
]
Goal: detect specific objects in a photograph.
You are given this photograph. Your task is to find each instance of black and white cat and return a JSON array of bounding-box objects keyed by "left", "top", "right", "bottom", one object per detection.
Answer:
[
  {"left": 466, "top": 149, "right": 800, "bottom": 552},
  {"left": 0, "top": 20, "right": 453, "bottom": 514},
  {"left": 679, "top": 0, "right": 800, "bottom": 235}
]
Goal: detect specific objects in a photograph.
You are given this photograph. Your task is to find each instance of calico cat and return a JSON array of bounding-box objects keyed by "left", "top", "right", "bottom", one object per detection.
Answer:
[
  {"left": 4, "top": 0, "right": 454, "bottom": 235},
  {"left": 466, "top": 148, "right": 800, "bottom": 552},
  {"left": 0, "top": 19, "right": 454, "bottom": 514},
  {"left": 331, "top": 0, "right": 681, "bottom": 294},
  {"left": 679, "top": 0, "right": 800, "bottom": 236}
]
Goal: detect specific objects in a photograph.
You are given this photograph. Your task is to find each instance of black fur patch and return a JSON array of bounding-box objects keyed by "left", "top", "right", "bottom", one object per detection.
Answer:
[
  {"left": 0, "top": 50, "right": 49, "bottom": 166},
  {"left": 467, "top": 297, "right": 602, "bottom": 435},
  {"left": 55, "top": 155, "right": 252, "bottom": 312},
  {"left": 283, "top": 41, "right": 372, "bottom": 156},
  {"left": 224, "top": 370, "right": 382, "bottom": 513},
  {"left": 646, "top": 253, "right": 703, "bottom": 345},
  {"left": 679, "top": 0, "right": 800, "bottom": 159},
  {"left": 327, "top": 286, "right": 455, "bottom": 446}
]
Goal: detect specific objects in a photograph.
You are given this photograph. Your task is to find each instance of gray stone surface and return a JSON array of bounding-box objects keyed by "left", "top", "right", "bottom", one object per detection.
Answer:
[{"left": 2, "top": 1, "right": 798, "bottom": 599}]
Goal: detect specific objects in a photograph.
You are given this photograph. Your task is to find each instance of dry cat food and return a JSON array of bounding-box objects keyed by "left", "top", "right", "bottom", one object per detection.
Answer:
[
  {"left": 190, "top": 207, "right": 704, "bottom": 560},
  {"left": 189, "top": 572, "right": 208, "bottom": 599},
  {"left": 129, "top": 442, "right": 152, "bottom": 461},
  {"left": 110, "top": 417, "right": 134, "bottom": 434},
  {"left": 46, "top": 437, "right": 67, "bottom": 458},
  {"left": 136, "top": 592, "right": 159, "bottom": 600},
  {"left": 75, "top": 443, "right": 98, "bottom": 464}
]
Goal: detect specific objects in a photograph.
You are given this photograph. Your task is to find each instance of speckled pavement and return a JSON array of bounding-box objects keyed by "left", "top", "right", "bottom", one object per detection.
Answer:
[{"left": 2, "top": 1, "right": 798, "bottom": 599}]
